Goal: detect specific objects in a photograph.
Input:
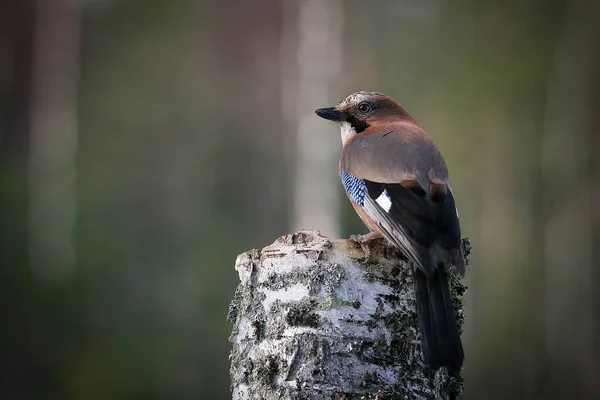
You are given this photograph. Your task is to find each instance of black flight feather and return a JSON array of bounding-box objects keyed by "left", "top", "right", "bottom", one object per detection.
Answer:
[{"left": 362, "top": 179, "right": 464, "bottom": 373}]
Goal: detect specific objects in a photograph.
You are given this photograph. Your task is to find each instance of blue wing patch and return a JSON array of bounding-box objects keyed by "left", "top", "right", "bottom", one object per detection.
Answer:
[{"left": 341, "top": 169, "right": 366, "bottom": 206}]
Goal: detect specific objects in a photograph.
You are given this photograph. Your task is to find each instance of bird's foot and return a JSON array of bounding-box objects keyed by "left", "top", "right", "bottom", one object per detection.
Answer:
[{"left": 348, "top": 231, "right": 382, "bottom": 263}]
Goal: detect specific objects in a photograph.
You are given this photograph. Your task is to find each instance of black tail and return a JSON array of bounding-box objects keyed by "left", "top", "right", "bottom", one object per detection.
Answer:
[{"left": 413, "top": 266, "right": 464, "bottom": 374}]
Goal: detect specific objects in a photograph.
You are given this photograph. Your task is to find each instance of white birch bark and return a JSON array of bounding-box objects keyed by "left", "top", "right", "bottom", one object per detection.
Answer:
[{"left": 229, "top": 230, "right": 465, "bottom": 399}]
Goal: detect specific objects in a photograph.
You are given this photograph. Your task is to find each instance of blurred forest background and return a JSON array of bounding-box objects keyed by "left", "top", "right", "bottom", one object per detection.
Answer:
[{"left": 1, "top": 0, "right": 599, "bottom": 399}]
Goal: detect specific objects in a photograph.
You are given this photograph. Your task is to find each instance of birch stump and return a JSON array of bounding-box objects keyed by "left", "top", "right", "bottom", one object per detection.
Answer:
[{"left": 228, "top": 230, "right": 467, "bottom": 399}]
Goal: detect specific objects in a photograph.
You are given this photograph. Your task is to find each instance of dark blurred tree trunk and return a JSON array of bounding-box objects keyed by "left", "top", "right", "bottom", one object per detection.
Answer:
[
  {"left": 589, "top": 33, "right": 600, "bottom": 399},
  {"left": 579, "top": 6, "right": 600, "bottom": 399},
  {"left": 217, "top": 0, "right": 289, "bottom": 246},
  {"left": 0, "top": 0, "right": 35, "bottom": 396},
  {"left": 0, "top": 0, "right": 81, "bottom": 397},
  {"left": 541, "top": 0, "right": 600, "bottom": 398},
  {"left": 28, "top": 0, "right": 81, "bottom": 282}
]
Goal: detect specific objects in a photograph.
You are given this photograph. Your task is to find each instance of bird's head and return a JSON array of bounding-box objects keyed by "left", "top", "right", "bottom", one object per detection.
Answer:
[{"left": 315, "top": 91, "right": 415, "bottom": 145}]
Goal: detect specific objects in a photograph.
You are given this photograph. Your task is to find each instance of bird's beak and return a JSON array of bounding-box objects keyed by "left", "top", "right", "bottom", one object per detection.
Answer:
[{"left": 314, "top": 107, "right": 345, "bottom": 122}]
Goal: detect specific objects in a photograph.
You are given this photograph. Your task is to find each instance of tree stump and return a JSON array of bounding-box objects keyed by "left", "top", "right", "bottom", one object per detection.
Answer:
[{"left": 228, "top": 230, "right": 466, "bottom": 399}]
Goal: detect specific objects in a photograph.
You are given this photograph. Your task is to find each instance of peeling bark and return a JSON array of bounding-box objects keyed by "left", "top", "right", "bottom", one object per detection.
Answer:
[{"left": 228, "top": 230, "right": 466, "bottom": 399}]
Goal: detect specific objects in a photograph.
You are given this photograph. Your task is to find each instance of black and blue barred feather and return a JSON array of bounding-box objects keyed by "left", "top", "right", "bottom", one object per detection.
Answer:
[{"left": 341, "top": 170, "right": 366, "bottom": 206}]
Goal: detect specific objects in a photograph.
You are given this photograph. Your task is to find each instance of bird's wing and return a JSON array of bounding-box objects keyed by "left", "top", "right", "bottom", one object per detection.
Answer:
[{"left": 340, "top": 123, "right": 464, "bottom": 277}]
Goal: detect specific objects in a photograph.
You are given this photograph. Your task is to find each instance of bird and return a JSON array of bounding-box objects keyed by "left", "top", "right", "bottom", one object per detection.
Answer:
[{"left": 314, "top": 91, "right": 465, "bottom": 374}]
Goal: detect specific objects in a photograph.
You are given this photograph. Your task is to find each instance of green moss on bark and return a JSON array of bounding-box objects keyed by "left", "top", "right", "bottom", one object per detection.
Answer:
[{"left": 286, "top": 298, "right": 322, "bottom": 328}]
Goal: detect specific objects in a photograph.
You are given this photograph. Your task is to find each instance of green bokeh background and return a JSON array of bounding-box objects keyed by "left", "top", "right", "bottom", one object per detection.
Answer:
[{"left": 1, "top": 0, "right": 599, "bottom": 399}]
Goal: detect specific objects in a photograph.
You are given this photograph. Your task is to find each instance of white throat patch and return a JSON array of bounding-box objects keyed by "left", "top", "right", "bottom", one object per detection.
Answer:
[{"left": 339, "top": 121, "right": 356, "bottom": 144}]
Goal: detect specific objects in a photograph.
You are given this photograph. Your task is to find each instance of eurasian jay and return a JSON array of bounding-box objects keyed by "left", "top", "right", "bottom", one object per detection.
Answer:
[{"left": 315, "top": 91, "right": 465, "bottom": 374}]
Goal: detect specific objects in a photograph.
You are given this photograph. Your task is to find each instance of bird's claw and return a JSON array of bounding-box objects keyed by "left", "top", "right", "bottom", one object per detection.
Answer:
[{"left": 348, "top": 231, "right": 382, "bottom": 263}]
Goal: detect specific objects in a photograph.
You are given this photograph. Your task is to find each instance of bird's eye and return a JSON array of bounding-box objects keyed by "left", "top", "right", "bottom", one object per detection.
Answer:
[{"left": 357, "top": 102, "right": 372, "bottom": 114}]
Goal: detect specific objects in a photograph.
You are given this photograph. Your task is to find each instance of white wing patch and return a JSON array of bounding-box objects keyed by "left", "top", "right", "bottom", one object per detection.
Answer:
[{"left": 375, "top": 190, "right": 392, "bottom": 212}]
